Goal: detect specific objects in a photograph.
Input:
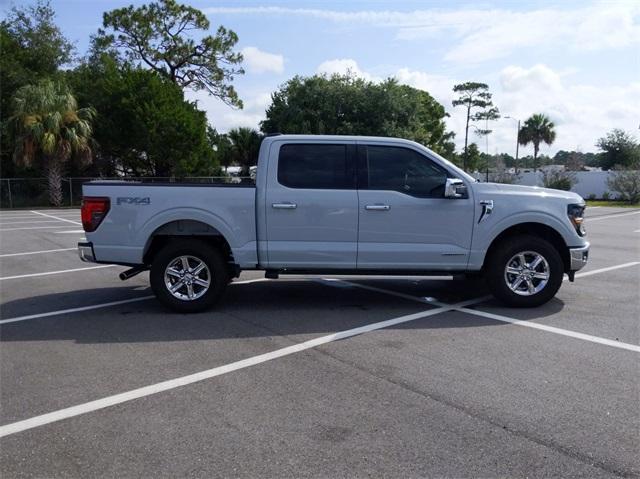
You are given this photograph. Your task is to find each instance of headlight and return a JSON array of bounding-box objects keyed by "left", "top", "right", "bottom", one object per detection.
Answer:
[{"left": 567, "top": 204, "right": 586, "bottom": 236}]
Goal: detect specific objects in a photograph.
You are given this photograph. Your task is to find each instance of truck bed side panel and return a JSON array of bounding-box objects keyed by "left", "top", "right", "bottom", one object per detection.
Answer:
[{"left": 82, "top": 183, "right": 258, "bottom": 267}]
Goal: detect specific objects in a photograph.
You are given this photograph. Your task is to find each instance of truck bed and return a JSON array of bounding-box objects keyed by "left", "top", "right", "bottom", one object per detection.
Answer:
[{"left": 82, "top": 182, "right": 258, "bottom": 266}]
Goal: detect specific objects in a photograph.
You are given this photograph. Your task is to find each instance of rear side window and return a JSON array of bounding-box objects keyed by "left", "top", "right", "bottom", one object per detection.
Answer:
[
  {"left": 366, "top": 145, "right": 448, "bottom": 198},
  {"left": 278, "top": 144, "right": 353, "bottom": 189}
]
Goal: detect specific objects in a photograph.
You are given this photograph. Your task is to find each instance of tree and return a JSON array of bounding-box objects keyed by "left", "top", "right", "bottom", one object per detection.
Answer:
[
  {"left": 465, "top": 143, "right": 484, "bottom": 172},
  {"left": 518, "top": 113, "right": 556, "bottom": 171},
  {"left": 67, "top": 58, "right": 214, "bottom": 177},
  {"left": 262, "top": 74, "right": 455, "bottom": 157},
  {"left": 227, "top": 128, "right": 262, "bottom": 176},
  {"left": 207, "top": 127, "right": 233, "bottom": 171},
  {"left": 596, "top": 129, "right": 640, "bottom": 170},
  {"left": 607, "top": 168, "right": 640, "bottom": 203},
  {"left": 542, "top": 169, "right": 577, "bottom": 191},
  {"left": 452, "top": 82, "right": 496, "bottom": 170},
  {"left": 9, "top": 80, "right": 95, "bottom": 206},
  {"left": 0, "top": 0, "right": 74, "bottom": 177},
  {"left": 95, "top": 0, "right": 244, "bottom": 106}
]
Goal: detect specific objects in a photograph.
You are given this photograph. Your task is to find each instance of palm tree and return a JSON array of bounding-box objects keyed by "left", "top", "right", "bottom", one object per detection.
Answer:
[
  {"left": 227, "top": 127, "right": 262, "bottom": 177},
  {"left": 518, "top": 113, "right": 556, "bottom": 171},
  {"left": 10, "top": 80, "right": 96, "bottom": 206}
]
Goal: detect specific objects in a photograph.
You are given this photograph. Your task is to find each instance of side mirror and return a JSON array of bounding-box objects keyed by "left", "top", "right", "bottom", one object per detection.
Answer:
[{"left": 444, "top": 178, "right": 467, "bottom": 198}]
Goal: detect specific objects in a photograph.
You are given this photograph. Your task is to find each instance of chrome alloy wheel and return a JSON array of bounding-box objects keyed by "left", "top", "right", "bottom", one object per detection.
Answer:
[
  {"left": 504, "top": 251, "right": 550, "bottom": 296},
  {"left": 164, "top": 255, "right": 211, "bottom": 301}
]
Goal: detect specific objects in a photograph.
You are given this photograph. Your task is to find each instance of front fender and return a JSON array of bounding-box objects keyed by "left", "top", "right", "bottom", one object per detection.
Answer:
[{"left": 468, "top": 210, "right": 579, "bottom": 270}]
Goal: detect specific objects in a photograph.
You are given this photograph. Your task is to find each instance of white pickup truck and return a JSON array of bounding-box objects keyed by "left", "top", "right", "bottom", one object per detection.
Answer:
[{"left": 78, "top": 135, "right": 589, "bottom": 313}]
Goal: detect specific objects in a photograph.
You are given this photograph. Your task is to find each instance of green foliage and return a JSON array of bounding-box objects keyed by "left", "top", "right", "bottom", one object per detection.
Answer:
[
  {"left": 607, "top": 168, "right": 640, "bottom": 203},
  {"left": 518, "top": 114, "right": 556, "bottom": 170},
  {"left": 95, "top": 0, "right": 244, "bottom": 106},
  {"left": 8, "top": 80, "right": 95, "bottom": 205},
  {"left": 465, "top": 143, "right": 484, "bottom": 172},
  {"left": 227, "top": 128, "right": 262, "bottom": 176},
  {"left": 261, "top": 74, "right": 455, "bottom": 157},
  {"left": 0, "top": 0, "right": 74, "bottom": 177},
  {"left": 67, "top": 59, "right": 214, "bottom": 177},
  {"left": 541, "top": 169, "right": 576, "bottom": 191},
  {"left": 207, "top": 127, "right": 233, "bottom": 170},
  {"left": 451, "top": 82, "right": 498, "bottom": 170},
  {"left": 553, "top": 150, "right": 600, "bottom": 168},
  {"left": 596, "top": 129, "right": 640, "bottom": 170}
]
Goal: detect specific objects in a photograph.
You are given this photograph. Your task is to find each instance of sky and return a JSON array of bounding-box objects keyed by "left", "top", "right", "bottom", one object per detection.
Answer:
[{"left": 4, "top": 0, "right": 639, "bottom": 156}]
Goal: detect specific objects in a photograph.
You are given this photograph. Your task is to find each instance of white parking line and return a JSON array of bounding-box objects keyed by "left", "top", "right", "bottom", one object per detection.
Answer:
[
  {"left": 54, "top": 230, "right": 85, "bottom": 234},
  {"left": 325, "top": 261, "right": 640, "bottom": 353},
  {"left": 0, "top": 278, "right": 268, "bottom": 325},
  {"left": 0, "top": 215, "right": 53, "bottom": 220},
  {"left": 0, "top": 265, "right": 115, "bottom": 281},
  {"left": 0, "top": 220, "right": 71, "bottom": 225},
  {"left": 30, "top": 210, "right": 81, "bottom": 225},
  {"left": 0, "top": 296, "right": 484, "bottom": 438},
  {"left": 455, "top": 307, "right": 640, "bottom": 353},
  {"left": 0, "top": 248, "right": 76, "bottom": 258},
  {"left": 0, "top": 225, "right": 81, "bottom": 231},
  {"left": 587, "top": 210, "right": 640, "bottom": 222},
  {"left": 0, "top": 296, "right": 155, "bottom": 325},
  {"left": 571, "top": 261, "right": 640, "bottom": 279}
]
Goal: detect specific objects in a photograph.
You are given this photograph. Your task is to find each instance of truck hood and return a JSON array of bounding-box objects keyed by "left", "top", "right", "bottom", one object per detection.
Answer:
[{"left": 473, "top": 182, "right": 584, "bottom": 204}]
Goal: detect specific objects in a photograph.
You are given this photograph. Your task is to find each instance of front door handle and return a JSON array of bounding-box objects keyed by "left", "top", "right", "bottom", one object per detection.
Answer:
[
  {"left": 365, "top": 204, "right": 391, "bottom": 211},
  {"left": 272, "top": 202, "right": 297, "bottom": 209}
]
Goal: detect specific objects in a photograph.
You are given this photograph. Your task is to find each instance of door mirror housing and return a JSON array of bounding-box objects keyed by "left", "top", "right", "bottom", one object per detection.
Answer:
[{"left": 444, "top": 178, "right": 468, "bottom": 199}]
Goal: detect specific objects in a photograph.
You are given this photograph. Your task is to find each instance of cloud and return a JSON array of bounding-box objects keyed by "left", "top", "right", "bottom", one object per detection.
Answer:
[
  {"left": 186, "top": 90, "right": 272, "bottom": 133},
  {"left": 207, "top": 3, "right": 640, "bottom": 64},
  {"left": 241, "top": 46, "right": 284, "bottom": 74},
  {"left": 316, "top": 58, "right": 378, "bottom": 81},
  {"left": 313, "top": 61, "right": 640, "bottom": 156}
]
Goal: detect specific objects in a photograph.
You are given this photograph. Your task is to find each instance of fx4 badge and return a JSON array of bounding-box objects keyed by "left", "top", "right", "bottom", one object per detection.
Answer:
[{"left": 117, "top": 197, "right": 151, "bottom": 206}]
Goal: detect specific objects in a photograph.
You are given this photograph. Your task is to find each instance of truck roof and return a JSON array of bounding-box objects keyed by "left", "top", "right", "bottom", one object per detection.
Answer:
[{"left": 262, "top": 134, "right": 422, "bottom": 146}]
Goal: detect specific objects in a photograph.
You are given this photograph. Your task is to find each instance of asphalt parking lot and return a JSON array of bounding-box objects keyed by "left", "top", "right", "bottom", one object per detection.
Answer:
[{"left": 0, "top": 206, "right": 638, "bottom": 478}]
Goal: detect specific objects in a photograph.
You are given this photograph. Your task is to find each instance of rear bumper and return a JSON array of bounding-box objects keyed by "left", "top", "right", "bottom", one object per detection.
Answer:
[
  {"left": 78, "top": 241, "right": 96, "bottom": 263},
  {"left": 569, "top": 243, "right": 589, "bottom": 271}
]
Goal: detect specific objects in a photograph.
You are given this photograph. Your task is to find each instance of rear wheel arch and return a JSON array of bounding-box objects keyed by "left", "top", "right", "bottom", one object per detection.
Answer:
[{"left": 142, "top": 220, "right": 236, "bottom": 275}]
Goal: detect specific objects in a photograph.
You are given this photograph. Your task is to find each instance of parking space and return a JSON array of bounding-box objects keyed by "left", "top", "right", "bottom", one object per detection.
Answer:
[{"left": 0, "top": 207, "right": 639, "bottom": 477}]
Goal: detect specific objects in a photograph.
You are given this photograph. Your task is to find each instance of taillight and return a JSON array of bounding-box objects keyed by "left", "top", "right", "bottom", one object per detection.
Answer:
[{"left": 81, "top": 197, "right": 110, "bottom": 232}]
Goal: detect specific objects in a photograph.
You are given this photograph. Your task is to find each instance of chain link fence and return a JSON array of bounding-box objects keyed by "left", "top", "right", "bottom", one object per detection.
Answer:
[{"left": 0, "top": 177, "right": 253, "bottom": 208}]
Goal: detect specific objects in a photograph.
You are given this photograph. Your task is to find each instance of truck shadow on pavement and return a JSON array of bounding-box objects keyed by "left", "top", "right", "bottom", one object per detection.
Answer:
[{"left": 0, "top": 279, "right": 565, "bottom": 344}]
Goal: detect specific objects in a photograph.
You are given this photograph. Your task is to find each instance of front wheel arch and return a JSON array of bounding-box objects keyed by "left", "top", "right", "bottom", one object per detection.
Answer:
[{"left": 482, "top": 222, "right": 569, "bottom": 273}]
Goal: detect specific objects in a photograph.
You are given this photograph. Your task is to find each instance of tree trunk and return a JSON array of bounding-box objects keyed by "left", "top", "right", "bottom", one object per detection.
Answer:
[
  {"left": 533, "top": 141, "right": 539, "bottom": 172},
  {"left": 463, "top": 105, "right": 470, "bottom": 171},
  {"left": 46, "top": 158, "right": 64, "bottom": 207}
]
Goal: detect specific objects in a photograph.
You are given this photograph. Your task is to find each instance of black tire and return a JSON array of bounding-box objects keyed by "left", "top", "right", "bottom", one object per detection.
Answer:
[
  {"left": 150, "top": 239, "right": 229, "bottom": 313},
  {"left": 485, "top": 235, "right": 564, "bottom": 307}
]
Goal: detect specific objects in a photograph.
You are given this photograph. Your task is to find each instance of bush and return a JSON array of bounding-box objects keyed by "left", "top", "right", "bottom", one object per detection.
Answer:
[
  {"left": 607, "top": 168, "right": 640, "bottom": 203},
  {"left": 602, "top": 191, "right": 611, "bottom": 200},
  {"left": 542, "top": 169, "right": 576, "bottom": 191}
]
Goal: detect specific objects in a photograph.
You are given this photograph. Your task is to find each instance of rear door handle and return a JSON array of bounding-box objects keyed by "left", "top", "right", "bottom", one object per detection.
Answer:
[
  {"left": 272, "top": 202, "right": 297, "bottom": 209},
  {"left": 365, "top": 204, "right": 391, "bottom": 211}
]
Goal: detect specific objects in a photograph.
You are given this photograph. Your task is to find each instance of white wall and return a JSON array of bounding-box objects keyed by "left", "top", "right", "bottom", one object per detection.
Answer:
[
  {"left": 474, "top": 170, "right": 637, "bottom": 199},
  {"left": 515, "top": 171, "right": 617, "bottom": 198}
]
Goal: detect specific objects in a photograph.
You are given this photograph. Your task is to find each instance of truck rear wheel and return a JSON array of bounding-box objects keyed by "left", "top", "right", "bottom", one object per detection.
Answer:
[
  {"left": 485, "top": 235, "right": 563, "bottom": 307},
  {"left": 150, "top": 239, "right": 229, "bottom": 313}
]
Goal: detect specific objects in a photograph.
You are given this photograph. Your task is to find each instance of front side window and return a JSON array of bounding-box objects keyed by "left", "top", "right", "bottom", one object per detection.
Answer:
[
  {"left": 366, "top": 146, "right": 448, "bottom": 198},
  {"left": 278, "top": 144, "right": 353, "bottom": 189}
]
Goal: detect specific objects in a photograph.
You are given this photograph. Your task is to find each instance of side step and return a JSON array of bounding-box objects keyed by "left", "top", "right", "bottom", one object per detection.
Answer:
[{"left": 265, "top": 269, "right": 280, "bottom": 279}]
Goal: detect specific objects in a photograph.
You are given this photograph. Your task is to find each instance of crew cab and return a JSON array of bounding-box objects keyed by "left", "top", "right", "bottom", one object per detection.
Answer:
[{"left": 78, "top": 135, "right": 589, "bottom": 313}]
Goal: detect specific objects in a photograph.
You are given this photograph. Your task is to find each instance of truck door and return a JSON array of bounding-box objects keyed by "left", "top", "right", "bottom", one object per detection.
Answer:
[
  {"left": 357, "top": 143, "right": 474, "bottom": 270},
  {"left": 265, "top": 141, "right": 358, "bottom": 269}
]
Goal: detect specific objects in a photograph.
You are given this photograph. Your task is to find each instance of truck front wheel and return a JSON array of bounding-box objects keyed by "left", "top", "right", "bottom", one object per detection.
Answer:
[
  {"left": 150, "top": 239, "right": 229, "bottom": 313},
  {"left": 485, "top": 235, "right": 564, "bottom": 307}
]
